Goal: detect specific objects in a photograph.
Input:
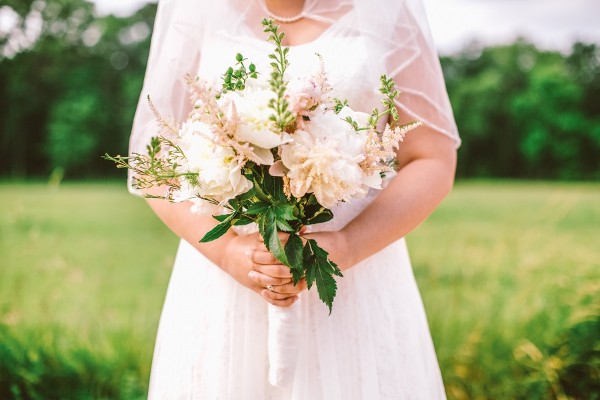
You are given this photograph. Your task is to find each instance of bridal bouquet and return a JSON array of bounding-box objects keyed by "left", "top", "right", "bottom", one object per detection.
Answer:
[
  {"left": 106, "top": 18, "right": 421, "bottom": 385},
  {"left": 107, "top": 19, "right": 420, "bottom": 310}
]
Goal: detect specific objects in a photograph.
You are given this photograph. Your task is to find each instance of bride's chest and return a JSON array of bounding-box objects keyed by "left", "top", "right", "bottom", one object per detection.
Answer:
[{"left": 197, "top": 30, "right": 385, "bottom": 112}]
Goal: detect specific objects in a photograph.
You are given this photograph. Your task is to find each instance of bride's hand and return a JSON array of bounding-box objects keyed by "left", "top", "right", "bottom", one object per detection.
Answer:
[
  {"left": 248, "top": 233, "right": 307, "bottom": 307},
  {"left": 248, "top": 230, "right": 352, "bottom": 305},
  {"left": 222, "top": 232, "right": 304, "bottom": 307},
  {"left": 301, "top": 230, "right": 353, "bottom": 272}
]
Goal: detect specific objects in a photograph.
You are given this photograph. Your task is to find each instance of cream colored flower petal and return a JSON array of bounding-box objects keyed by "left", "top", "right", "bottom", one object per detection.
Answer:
[
  {"left": 252, "top": 147, "right": 275, "bottom": 165},
  {"left": 362, "top": 172, "right": 383, "bottom": 189},
  {"left": 237, "top": 124, "right": 283, "bottom": 149},
  {"left": 270, "top": 160, "right": 288, "bottom": 176}
]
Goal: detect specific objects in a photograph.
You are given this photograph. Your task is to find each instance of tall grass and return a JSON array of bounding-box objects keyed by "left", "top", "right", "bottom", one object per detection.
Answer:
[
  {"left": 0, "top": 181, "right": 598, "bottom": 399},
  {"left": 0, "top": 182, "right": 177, "bottom": 399},
  {"left": 409, "top": 181, "right": 599, "bottom": 399}
]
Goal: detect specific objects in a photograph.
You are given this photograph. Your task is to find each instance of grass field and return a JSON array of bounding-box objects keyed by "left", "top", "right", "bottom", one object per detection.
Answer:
[{"left": 0, "top": 181, "right": 598, "bottom": 399}]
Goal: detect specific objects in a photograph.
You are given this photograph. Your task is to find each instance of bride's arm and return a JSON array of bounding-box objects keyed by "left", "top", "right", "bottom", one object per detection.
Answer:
[
  {"left": 144, "top": 195, "right": 301, "bottom": 306},
  {"left": 306, "top": 123, "right": 457, "bottom": 271},
  {"left": 145, "top": 195, "right": 237, "bottom": 268}
]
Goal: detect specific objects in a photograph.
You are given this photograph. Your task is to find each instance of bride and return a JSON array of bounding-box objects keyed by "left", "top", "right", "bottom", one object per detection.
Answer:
[{"left": 129, "top": 0, "right": 460, "bottom": 398}]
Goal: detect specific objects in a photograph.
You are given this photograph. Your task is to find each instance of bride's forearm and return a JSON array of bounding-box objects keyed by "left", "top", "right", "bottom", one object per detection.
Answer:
[
  {"left": 340, "top": 132, "right": 457, "bottom": 269},
  {"left": 144, "top": 195, "right": 236, "bottom": 270}
]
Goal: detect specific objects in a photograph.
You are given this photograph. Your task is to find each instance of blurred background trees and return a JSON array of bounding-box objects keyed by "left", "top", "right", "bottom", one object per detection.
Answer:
[
  {"left": 442, "top": 40, "right": 600, "bottom": 179},
  {"left": 0, "top": 0, "right": 155, "bottom": 179},
  {"left": 1, "top": 0, "right": 599, "bottom": 181}
]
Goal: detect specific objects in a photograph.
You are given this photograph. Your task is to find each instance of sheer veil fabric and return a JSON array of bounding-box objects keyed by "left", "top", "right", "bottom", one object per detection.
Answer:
[{"left": 130, "top": 0, "right": 458, "bottom": 398}]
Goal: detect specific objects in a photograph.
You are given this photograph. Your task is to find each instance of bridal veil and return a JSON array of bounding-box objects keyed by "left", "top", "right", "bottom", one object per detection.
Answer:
[{"left": 128, "top": 0, "right": 459, "bottom": 193}]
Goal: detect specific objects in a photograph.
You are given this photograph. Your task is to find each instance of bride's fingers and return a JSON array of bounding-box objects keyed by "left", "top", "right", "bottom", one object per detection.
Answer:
[
  {"left": 261, "top": 289, "right": 298, "bottom": 301},
  {"left": 251, "top": 262, "right": 293, "bottom": 279},
  {"left": 270, "top": 279, "right": 307, "bottom": 295},
  {"left": 248, "top": 270, "right": 292, "bottom": 287},
  {"left": 261, "top": 291, "right": 298, "bottom": 307},
  {"left": 252, "top": 250, "right": 280, "bottom": 265}
]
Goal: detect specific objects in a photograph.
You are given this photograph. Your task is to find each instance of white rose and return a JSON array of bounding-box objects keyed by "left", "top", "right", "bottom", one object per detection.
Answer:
[{"left": 173, "top": 120, "right": 252, "bottom": 206}]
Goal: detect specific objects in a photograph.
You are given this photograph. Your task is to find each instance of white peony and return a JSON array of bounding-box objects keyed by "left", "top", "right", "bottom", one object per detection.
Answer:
[
  {"left": 220, "top": 80, "right": 290, "bottom": 162},
  {"left": 280, "top": 107, "right": 382, "bottom": 208},
  {"left": 171, "top": 120, "right": 252, "bottom": 210}
]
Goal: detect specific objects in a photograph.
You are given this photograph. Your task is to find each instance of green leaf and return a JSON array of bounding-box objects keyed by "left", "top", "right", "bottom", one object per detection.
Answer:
[
  {"left": 246, "top": 202, "right": 270, "bottom": 215},
  {"left": 228, "top": 198, "right": 240, "bottom": 209},
  {"left": 213, "top": 213, "right": 233, "bottom": 222},
  {"left": 306, "top": 207, "right": 334, "bottom": 225},
  {"left": 262, "top": 217, "right": 289, "bottom": 266},
  {"left": 302, "top": 197, "right": 334, "bottom": 225},
  {"left": 200, "top": 219, "right": 232, "bottom": 243},
  {"left": 303, "top": 243, "right": 316, "bottom": 290},
  {"left": 250, "top": 178, "right": 271, "bottom": 203},
  {"left": 307, "top": 194, "right": 319, "bottom": 205},
  {"left": 238, "top": 186, "right": 257, "bottom": 201},
  {"left": 233, "top": 216, "right": 254, "bottom": 226},
  {"left": 263, "top": 174, "right": 286, "bottom": 201},
  {"left": 303, "top": 239, "right": 342, "bottom": 313},
  {"left": 314, "top": 260, "right": 338, "bottom": 314},
  {"left": 284, "top": 234, "right": 304, "bottom": 284},
  {"left": 275, "top": 218, "right": 294, "bottom": 232},
  {"left": 272, "top": 203, "right": 296, "bottom": 221}
]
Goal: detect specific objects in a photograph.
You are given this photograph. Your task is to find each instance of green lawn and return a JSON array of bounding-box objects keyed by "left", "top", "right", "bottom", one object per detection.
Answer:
[
  {"left": 0, "top": 181, "right": 598, "bottom": 399},
  {"left": 408, "top": 181, "right": 599, "bottom": 399}
]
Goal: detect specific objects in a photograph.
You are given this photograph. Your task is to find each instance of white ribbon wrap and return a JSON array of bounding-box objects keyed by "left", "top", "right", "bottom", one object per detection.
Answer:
[{"left": 268, "top": 298, "right": 302, "bottom": 387}]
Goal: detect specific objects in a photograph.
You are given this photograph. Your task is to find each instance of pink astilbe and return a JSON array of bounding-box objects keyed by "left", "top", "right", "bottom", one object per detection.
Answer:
[
  {"left": 312, "top": 54, "right": 333, "bottom": 104},
  {"left": 185, "top": 77, "right": 269, "bottom": 167},
  {"left": 359, "top": 121, "right": 423, "bottom": 175},
  {"left": 148, "top": 96, "right": 180, "bottom": 139},
  {"left": 287, "top": 55, "right": 333, "bottom": 126}
]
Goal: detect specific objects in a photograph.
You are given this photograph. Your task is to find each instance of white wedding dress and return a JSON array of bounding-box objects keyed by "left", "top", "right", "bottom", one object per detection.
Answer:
[{"left": 145, "top": 25, "right": 449, "bottom": 399}]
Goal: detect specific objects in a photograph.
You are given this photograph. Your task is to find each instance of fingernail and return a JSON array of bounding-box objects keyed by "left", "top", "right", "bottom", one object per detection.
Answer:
[
  {"left": 244, "top": 249, "right": 253, "bottom": 256},
  {"left": 248, "top": 271, "right": 256, "bottom": 279}
]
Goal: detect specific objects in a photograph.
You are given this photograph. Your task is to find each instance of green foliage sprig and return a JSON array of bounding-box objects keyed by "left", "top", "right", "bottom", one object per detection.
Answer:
[
  {"left": 343, "top": 75, "right": 402, "bottom": 132},
  {"left": 332, "top": 98, "right": 349, "bottom": 114},
  {"left": 374, "top": 74, "right": 401, "bottom": 124},
  {"left": 222, "top": 53, "right": 257, "bottom": 92},
  {"left": 261, "top": 18, "right": 295, "bottom": 130},
  {"left": 102, "top": 136, "right": 199, "bottom": 195}
]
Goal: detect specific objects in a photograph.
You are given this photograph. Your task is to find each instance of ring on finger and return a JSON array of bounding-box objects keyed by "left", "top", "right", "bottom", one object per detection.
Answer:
[{"left": 266, "top": 284, "right": 275, "bottom": 292}]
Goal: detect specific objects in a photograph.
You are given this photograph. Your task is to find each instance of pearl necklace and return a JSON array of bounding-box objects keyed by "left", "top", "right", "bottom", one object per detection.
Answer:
[{"left": 266, "top": 4, "right": 305, "bottom": 23}]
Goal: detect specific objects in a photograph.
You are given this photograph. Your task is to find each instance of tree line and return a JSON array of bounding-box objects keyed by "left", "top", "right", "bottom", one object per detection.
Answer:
[{"left": 1, "top": 0, "right": 598, "bottom": 180}]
